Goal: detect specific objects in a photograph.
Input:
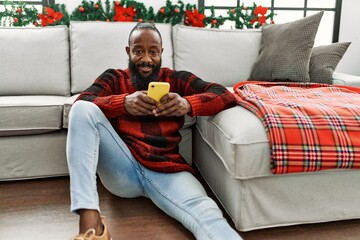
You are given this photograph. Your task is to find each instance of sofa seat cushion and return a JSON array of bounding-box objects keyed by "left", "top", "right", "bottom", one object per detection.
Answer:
[
  {"left": 0, "top": 96, "right": 68, "bottom": 136},
  {"left": 196, "top": 87, "right": 271, "bottom": 178},
  {"left": 63, "top": 95, "right": 78, "bottom": 128}
]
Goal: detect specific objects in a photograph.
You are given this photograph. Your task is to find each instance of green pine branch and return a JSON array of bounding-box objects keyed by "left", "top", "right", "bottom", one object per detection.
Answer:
[{"left": 0, "top": 0, "right": 276, "bottom": 29}]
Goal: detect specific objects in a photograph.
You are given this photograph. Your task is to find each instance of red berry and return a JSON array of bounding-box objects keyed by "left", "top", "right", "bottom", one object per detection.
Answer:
[
  {"left": 138, "top": 18, "right": 143, "bottom": 22},
  {"left": 212, "top": 19, "right": 217, "bottom": 25},
  {"left": 16, "top": 8, "right": 22, "bottom": 14},
  {"left": 174, "top": 8, "right": 179, "bottom": 14},
  {"left": 159, "top": 8, "right": 165, "bottom": 14},
  {"left": 13, "top": 17, "right": 18, "bottom": 23},
  {"left": 95, "top": 4, "right": 99, "bottom": 9},
  {"left": 79, "top": 6, "right": 85, "bottom": 12}
]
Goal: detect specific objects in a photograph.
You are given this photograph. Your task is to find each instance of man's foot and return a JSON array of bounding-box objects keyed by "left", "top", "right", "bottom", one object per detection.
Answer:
[{"left": 72, "top": 216, "right": 111, "bottom": 240}]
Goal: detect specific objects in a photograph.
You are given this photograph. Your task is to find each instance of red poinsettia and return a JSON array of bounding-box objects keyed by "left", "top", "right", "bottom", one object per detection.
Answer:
[
  {"left": 250, "top": 5, "right": 269, "bottom": 25},
  {"left": 114, "top": 4, "right": 136, "bottom": 22},
  {"left": 185, "top": 8, "right": 206, "bottom": 28},
  {"left": 254, "top": 6, "right": 268, "bottom": 16},
  {"left": 257, "top": 16, "right": 267, "bottom": 24},
  {"left": 38, "top": 7, "right": 63, "bottom": 27}
]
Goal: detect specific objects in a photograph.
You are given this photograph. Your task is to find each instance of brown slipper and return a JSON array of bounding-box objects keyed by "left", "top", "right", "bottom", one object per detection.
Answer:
[{"left": 71, "top": 216, "right": 111, "bottom": 240}]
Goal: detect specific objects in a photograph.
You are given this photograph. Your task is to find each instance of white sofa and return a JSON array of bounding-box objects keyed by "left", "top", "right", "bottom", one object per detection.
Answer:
[{"left": 1, "top": 21, "right": 360, "bottom": 232}]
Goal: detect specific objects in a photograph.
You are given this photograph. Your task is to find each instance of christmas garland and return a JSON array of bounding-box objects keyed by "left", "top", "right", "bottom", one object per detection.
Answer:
[{"left": 0, "top": 0, "right": 275, "bottom": 29}]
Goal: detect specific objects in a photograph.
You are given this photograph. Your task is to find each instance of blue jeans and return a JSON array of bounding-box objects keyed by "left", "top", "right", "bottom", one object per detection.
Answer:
[{"left": 67, "top": 100, "right": 242, "bottom": 240}]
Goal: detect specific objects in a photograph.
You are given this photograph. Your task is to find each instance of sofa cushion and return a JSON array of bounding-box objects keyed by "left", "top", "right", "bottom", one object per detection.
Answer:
[
  {"left": 250, "top": 11, "right": 323, "bottom": 82},
  {"left": 63, "top": 95, "right": 79, "bottom": 129},
  {"left": 172, "top": 25, "right": 261, "bottom": 87},
  {"left": 196, "top": 87, "right": 272, "bottom": 178},
  {"left": 0, "top": 96, "right": 67, "bottom": 136},
  {"left": 332, "top": 72, "right": 360, "bottom": 87},
  {"left": 70, "top": 21, "right": 174, "bottom": 94},
  {"left": 0, "top": 26, "right": 70, "bottom": 96},
  {"left": 196, "top": 108, "right": 271, "bottom": 178},
  {"left": 310, "top": 42, "right": 351, "bottom": 84}
]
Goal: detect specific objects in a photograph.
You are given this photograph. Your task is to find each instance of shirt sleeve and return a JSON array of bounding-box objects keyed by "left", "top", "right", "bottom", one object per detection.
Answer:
[
  {"left": 171, "top": 70, "right": 237, "bottom": 116},
  {"left": 75, "top": 69, "right": 129, "bottom": 118}
]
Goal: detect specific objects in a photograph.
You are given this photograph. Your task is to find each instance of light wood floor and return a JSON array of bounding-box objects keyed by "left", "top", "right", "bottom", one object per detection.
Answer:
[{"left": 1, "top": 174, "right": 360, "bottom": 240}]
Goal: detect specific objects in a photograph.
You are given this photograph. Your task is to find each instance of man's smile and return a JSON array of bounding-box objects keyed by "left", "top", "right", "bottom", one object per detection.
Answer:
[{"left": 137, "top": 63, "right": 155, "bottom": 76}]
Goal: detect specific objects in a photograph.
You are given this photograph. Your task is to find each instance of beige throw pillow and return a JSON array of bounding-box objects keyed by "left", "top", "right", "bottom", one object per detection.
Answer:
[
  {"left": 250, "top": 11, "right": 324, "bottom": 82},
  {"left": 309, "top": 42, "right": 351, "bottom": 84}
]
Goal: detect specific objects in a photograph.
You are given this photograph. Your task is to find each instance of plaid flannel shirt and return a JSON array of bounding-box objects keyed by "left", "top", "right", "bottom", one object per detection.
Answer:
[{"left": 75, "top": 67, "right": 236, "bottom": 173}]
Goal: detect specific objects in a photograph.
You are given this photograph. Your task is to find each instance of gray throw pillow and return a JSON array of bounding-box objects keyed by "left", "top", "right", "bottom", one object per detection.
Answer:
[
  {"left": 309, "top": 42, "right": 351, "bottom": 84},
  {"left": 250, "top": 11, "right": 324, "bottom": 82}
]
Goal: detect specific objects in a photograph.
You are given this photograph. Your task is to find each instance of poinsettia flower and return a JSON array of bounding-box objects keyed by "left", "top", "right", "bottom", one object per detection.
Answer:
[
  {"left": 114, "top": 5, "right": 136, "bottom": 22},
  {"left": 250, "top": 16, "right": 267, "bottom": 25},
  {"left": 258, "top": 16, "right": 267, "bottom": 24},
  {"left": 254, "top": 6, "right": 268, "bottom": 16},
  {"left": 38, "top": 7, "right": 63, "bottom": 27},
  {"left": 185, "top": 9, "right": 206, "bottom": 28}
]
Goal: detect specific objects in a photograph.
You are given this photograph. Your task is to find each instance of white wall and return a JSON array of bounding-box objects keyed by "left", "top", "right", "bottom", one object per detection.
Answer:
[{"left": 336, "top": 0, "right": 360, "bottom": 76}]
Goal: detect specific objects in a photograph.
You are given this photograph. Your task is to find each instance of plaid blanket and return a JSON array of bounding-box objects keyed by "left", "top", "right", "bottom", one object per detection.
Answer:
[{"left": 233, "top": 81, "right": 360, "bottom": 174}]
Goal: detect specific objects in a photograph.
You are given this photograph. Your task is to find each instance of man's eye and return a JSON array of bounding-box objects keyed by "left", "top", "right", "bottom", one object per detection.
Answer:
[
  {"left": 150, "top": 51, "right": 158, "bottom": 56},
  {"left": 134, "top": 50, "right": 143, "bottom": 55}
]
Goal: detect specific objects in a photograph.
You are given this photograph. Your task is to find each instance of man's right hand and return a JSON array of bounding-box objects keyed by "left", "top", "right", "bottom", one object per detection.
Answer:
[{"left": 124, "top": 91, "right": 157, "bottom": 116}]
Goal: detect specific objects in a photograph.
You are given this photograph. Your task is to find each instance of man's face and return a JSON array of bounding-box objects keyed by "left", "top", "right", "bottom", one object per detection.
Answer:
[{"left": 126, "top": 29, "right": 163, "bottom": 89}]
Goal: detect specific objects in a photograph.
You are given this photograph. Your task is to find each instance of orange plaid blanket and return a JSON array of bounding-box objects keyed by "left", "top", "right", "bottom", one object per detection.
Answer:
[{"left": 233, "top": 81, "right": 360, "bottom": 174}]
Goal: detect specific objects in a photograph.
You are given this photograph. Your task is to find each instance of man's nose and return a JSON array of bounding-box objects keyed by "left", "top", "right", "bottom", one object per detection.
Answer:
[{"left": 141, "top": 51, "right": 152, "bottom": 62}]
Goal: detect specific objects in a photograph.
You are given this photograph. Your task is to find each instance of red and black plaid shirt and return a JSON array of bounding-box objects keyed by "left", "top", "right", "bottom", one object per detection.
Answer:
[{"left": 76, "top": 68, "right": 236, "bottom": 173}]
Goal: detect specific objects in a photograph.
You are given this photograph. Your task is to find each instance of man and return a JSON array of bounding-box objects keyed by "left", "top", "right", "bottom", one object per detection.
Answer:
[{"left": 67, "top": 22, "right": 242, "bottom": 240}]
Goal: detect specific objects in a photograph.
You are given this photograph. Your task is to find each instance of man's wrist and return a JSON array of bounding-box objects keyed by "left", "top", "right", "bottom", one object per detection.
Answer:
[{"left": 186, "top": 100, "right": 192, "bottom": 114}]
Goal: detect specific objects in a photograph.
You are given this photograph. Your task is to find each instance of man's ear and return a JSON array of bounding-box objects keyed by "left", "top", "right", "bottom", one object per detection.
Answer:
[{"left": 126, "top": 46, "right": 130, "bottom": 56}]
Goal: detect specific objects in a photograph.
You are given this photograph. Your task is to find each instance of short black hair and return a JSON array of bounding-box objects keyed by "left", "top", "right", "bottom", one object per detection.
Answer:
[{"left": 128, "top": 22, "right": 163, "bottom": 45}]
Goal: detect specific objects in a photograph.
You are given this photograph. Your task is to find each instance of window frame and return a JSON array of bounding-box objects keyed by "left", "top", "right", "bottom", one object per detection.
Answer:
[
  {"left": 0, "top": 0, "right": 54, "bottom": 7},
  {"left": 198, "top": 0, "right": 343, "bottom": 42}
]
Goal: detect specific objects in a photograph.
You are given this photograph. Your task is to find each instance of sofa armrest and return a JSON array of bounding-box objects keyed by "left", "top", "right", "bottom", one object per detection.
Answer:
[{"left": 332, "top": 72, "right": 360, "bottom": 87}]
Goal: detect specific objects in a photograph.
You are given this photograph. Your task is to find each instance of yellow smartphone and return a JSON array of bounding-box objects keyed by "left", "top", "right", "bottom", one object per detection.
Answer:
[{"left": 147, "top": 82, "right": 170, "bottom": 104}]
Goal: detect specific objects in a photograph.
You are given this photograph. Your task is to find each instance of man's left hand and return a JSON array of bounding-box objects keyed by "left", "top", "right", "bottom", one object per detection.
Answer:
[{"left": 153, "top": 92, "right": 191, "bottom": 117}]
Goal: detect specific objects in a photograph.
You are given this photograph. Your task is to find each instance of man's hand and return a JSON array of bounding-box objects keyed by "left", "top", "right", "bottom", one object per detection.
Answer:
[
  {"left": 124, "top": 91, "right": 157, "bottom": 116},
  {"left": 153, "top": 92, "right": 191, "bottom": 117}
]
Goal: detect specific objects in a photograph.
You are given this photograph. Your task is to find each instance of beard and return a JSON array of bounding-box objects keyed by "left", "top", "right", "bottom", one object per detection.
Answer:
[{"left": 129, "top": 59, "right": 162, "bottom": 90}]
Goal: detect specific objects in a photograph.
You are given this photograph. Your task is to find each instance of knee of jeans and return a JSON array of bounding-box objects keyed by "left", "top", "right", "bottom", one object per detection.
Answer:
[{"left": 69, "top": 100, "right": 101, "bottom": 124}]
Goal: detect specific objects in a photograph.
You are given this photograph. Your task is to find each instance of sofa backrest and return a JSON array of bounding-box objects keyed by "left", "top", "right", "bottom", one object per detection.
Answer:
[
  {"left": 172, "top": 25, "right": 262, "bottom": 87},
  {"left": 70, "top": 21, "right": 174, "bottom": 94},
  {"left": 0, "top": 26, "right": 70, "bottom": 96}
]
